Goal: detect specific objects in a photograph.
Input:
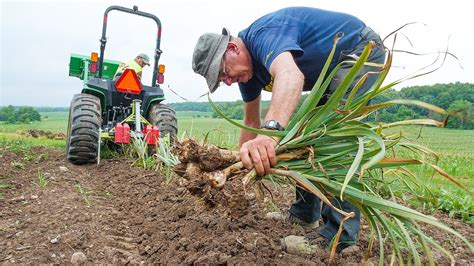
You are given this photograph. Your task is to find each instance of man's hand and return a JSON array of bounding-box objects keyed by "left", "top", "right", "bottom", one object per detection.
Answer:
[{"left": 239, "top": 134, "right": 278, "bottom": 176}]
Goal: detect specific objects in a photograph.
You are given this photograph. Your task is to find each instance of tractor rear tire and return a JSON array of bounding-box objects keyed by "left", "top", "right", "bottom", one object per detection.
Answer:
[
  {"left": 147, "top": 103, "right": 178, "bottom": 139},
  {"left": 66, "top": 93, "right": 102, "bottom": 165}
]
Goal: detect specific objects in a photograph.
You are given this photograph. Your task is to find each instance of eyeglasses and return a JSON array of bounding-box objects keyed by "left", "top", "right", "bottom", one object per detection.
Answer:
[{"left": 218, "top": 52, "right": 228, "bottom": 81}]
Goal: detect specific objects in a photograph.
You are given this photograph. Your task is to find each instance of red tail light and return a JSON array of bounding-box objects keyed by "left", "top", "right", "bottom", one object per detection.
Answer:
[
  {"left": 90, "top": 63, "right": 97, "bottom": 73},
  {"left": 157, "top": 73, "right": 164, "bottom": 84}
]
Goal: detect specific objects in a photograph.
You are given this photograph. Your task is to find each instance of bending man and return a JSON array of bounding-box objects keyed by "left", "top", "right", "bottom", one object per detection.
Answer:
[{"left": 192, "top": 7, "right": 386, "bottom": 254}]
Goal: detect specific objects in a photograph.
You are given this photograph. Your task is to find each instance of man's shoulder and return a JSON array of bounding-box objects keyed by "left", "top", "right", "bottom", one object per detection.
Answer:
[{"left": 238, "top": 7, "right": 318, "bottom": 38}]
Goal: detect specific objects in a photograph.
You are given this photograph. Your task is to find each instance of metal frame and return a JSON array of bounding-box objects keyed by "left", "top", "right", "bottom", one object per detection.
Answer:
[{"left": 97, "top": 5, "right": 163, "bottom": 87}]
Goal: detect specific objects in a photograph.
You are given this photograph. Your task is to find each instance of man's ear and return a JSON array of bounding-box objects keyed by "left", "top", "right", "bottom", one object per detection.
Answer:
[{"left": 227, "top": 42, "right": 239, "bottom": 55}]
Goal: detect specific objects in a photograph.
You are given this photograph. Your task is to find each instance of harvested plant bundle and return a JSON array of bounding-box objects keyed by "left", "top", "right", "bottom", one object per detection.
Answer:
[
  {"left": 176, "top": 138, "right": 239, "bottom": 183},
  {"left": 204, "top": 36, "right": 473, "bottom": 264}
]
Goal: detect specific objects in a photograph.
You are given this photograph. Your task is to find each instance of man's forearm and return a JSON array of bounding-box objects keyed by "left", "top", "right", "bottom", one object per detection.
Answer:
[
  {"left": 265, "top": 72, "right": 304, "bottom": 128},
  {"left": 266, "top": 52, "right": 305, "bottom": 128},
  {"left": 239, "top": 96, "right": 261, "bottom": 147}
]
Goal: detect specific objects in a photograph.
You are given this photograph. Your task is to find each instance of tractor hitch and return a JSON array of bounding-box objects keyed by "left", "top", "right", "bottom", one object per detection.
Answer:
[{"left": 109, "top": 99, "right": 159, "bottom": 145}]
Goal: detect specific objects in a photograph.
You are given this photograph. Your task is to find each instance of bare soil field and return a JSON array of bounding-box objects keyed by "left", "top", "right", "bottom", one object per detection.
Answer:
[{"left": 0, "top": 146, "right": 472, "bottom": 264}]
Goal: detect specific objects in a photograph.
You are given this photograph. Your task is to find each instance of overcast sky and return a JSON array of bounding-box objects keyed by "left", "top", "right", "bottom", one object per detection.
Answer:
[{"left": 1, "top": 0, "right": 473, "bottom": 107}]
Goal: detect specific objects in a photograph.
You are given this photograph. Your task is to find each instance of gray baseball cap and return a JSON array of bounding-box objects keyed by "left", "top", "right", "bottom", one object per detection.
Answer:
[
  {"left": 192, "top": 28, "right": 230, "bottom": 93},
  {"left": 138, "top": 53, "right": 150, "bottom": 66}
]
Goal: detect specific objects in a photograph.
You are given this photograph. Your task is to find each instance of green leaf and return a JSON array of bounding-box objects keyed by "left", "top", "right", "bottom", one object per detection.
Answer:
[
  {"left": 327, "top": 126, "right": 385, "bottom": 172},
  {"left": 303, "top": 41, "right": 375, "bottom": 134},
  {"left": 340, "top": 137, "right": 364, "bottom": 200},
  {"left": 370, "top": 158, "right": 423, "bottom": 169},
  {"left": 394, "top": 217, "right": 421, "bottom": 265}
]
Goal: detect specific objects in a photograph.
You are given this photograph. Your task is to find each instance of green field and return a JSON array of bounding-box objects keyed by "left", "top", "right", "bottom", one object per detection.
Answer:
[
  {"left": 0, "top": 111, "right": 68, "bottom": 134},
  {"left": 176, "top": 111, "right": 213, "bottom": 119},
  {"left": 385, "top": 127, "right": 474, "bottom": 177}
]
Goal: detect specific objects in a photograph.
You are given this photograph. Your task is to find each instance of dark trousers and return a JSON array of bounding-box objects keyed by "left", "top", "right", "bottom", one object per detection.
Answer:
[
  {"left": 290, "top": 188, "right": 361, "bottom": 245},
  {"left": 289, "top": 27, "right": 386, "bottom": 245}
]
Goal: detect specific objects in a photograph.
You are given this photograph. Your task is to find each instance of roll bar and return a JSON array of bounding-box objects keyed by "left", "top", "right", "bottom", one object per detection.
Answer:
[{"left": 97, "top": 5, "right": 162, "bottom": 87}]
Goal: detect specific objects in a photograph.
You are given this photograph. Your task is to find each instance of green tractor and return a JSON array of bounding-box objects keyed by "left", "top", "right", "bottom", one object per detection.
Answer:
[{"left": 67, "top": 5, "right": 177, "bottom": 165}]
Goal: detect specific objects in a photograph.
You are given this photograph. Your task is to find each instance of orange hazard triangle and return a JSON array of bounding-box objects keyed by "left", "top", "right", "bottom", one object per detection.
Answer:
[{"left": 115, "top": 69, "right": 142, "bottom": 94}]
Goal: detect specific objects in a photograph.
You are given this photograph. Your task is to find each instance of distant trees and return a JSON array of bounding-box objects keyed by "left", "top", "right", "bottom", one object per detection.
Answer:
[
  {"left": 35, "top": 107, "right": 68, "bottom": 112},
  {"left": 167, "top": 102, "right": 213, "bottom": 113},
  {"left": 447, "top": 100, "right": 473, "bottom": 129},
  {"left": 367, "top": 82, "right": 474, "bottom": 129},
  {"left": 168, "top": 101, "right": 246, "bottom": 120},
  {"left": 0, "top": 106, "right": 41, "bottom": 123},
  {"left": 209, "top": 101, "right": 243, "bottom": 119}
]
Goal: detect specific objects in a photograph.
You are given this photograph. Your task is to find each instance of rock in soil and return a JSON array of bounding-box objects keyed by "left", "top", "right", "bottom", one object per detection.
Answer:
[{"left": 70, "top": 252, "right": 87, "bottom": 264}]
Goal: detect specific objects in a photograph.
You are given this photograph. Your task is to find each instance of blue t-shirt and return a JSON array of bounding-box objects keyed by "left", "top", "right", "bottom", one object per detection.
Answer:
[{"left": 238, "top": 7, "right": 366, "bottom": 102}]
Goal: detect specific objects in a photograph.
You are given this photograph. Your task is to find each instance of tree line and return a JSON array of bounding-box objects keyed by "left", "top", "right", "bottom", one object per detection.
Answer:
[
  {"left": 366, "top": 82, "right": 473, "bottom": 129},
  {"left": 169, "top": 82, "right": 473, "bottom": 129},
  {"left": 0, "top": 106, "right": 41, "bottom": 123}
]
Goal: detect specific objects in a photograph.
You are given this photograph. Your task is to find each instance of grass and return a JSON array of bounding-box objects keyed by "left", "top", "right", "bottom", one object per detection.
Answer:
[
  {"left": 0, "top": 134, "right": 65, "bottom": 149},
  {"left": 0, "top": 111, "right": 68, "bottom": 134},
  {"left": 10, "top": 161, "right": 25, "bottom": 169},
  {"left": 37, "top": 170, "right": 48, "bottom": 188},
  {"left": 178, "top": 116, "right": 240, "bottom": 148},
  {"left": 386, "top": 127, "right": 473, "bottom": 193},
  {"left": 75, "top": 183, "right": 92, "bottom": 207},
  {"left": 155, "top": 135, "right": 181, "bottom": 182},
  {"left": 175, "top": 111, "right": 213, "bottom": 118}
]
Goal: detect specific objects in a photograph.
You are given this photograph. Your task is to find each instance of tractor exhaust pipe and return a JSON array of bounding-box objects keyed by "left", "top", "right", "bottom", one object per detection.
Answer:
[{"left": 134, "top": 99, "right": 142, "bottom": 135}]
